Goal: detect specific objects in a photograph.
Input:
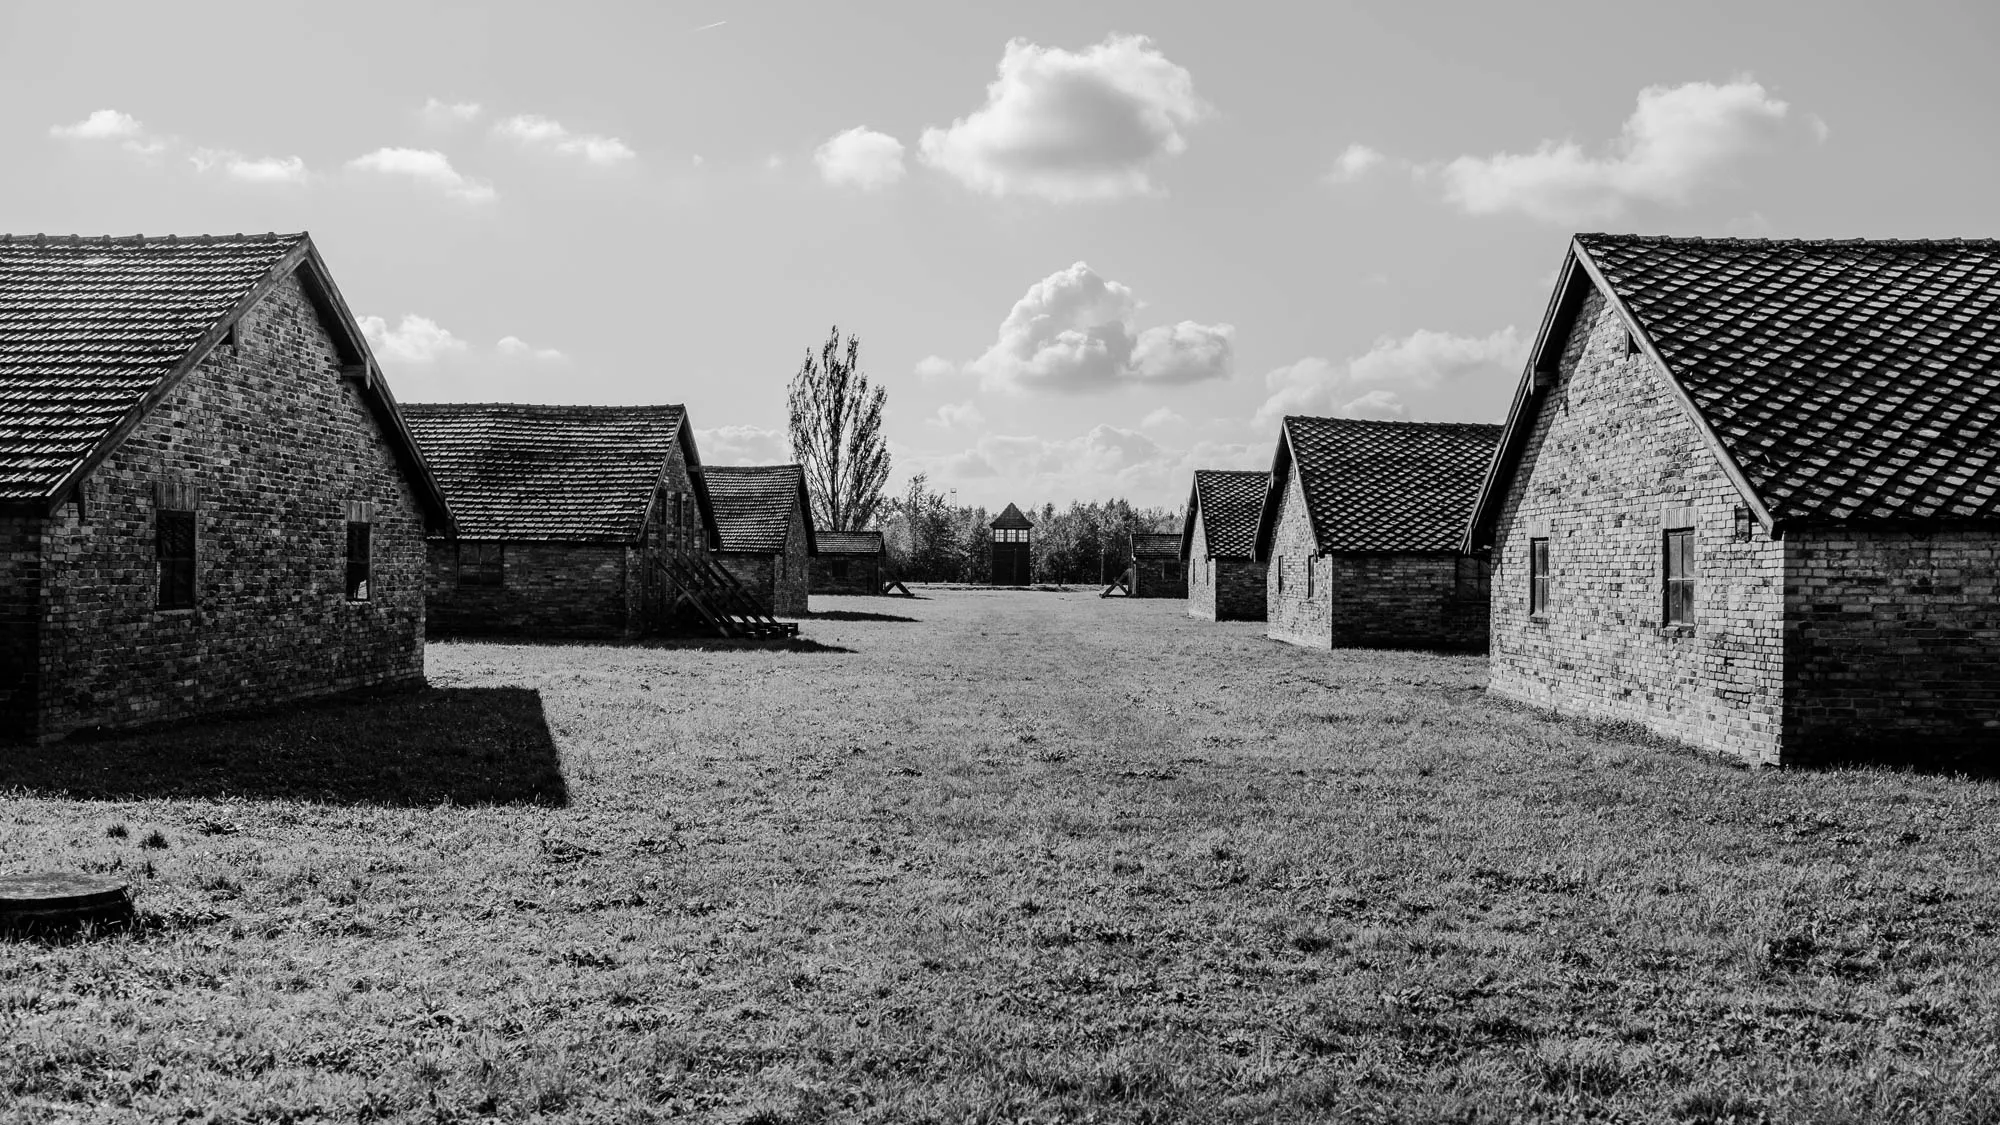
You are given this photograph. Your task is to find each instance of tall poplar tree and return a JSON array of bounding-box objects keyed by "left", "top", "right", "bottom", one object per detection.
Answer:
[{"left": 787, "top": 326, "right": 891, "bottom": 531}]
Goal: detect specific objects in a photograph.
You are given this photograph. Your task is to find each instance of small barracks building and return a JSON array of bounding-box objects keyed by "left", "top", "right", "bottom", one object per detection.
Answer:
[
  {"left": 1129, "top": 532, "right": 1186, "bottom": 598},
  {"left": 403, "top": 404, "right": 718, "bottom": 639},
  {"left": 1257, "top": 416, "right": 1499, "bottom": 652},
  {"left": 811, "top": 529, "right": 885, "bottom": 595},
  {"left": 702, "top": 464, "right": 816, "bottom": 617},
  {"left": 0, "top": 233, "right": 453, "bottom": 742},
  {"left": 1467, "top": 234, "right": 2000, "bottom": 765},
  {"left": 1182, "top": 469, "right": 1269, "bottom": 621}
]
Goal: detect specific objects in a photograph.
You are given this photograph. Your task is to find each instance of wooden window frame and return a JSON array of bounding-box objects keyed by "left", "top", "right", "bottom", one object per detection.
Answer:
[
  {"left": 156, "top": 508, "right": 196, "bottom": 611},
  {"left": 345, "top": 520, "right": 372, "bottom": 602},
  {"left": 458, "top": 542, "right": 505, "bottom": 587},
  {"left": 1663, "top": 526, "right": 1696, "bottom": 628},
  {"left": 1528, "top": 538, "right": 1550, "bottom": 618}
]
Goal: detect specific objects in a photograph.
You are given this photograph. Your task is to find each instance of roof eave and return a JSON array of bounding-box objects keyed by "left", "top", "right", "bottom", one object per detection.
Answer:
[{"left": 298, "top": 239, "right": 458, "bottom": 536}]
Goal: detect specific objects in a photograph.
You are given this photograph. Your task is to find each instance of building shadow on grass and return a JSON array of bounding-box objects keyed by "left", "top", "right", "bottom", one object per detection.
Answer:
[
  {"left": 0, "top": 686, "right": 567, "bottom": 806},
  {"left": 1795, "top": 737, "right": 2000, "bottom": 780},
  {"left": 639, "top": 636, "right": 855, "bottom": 654},
  {"left": 431, "top": 633, "right": 855, "bottom": 654},
  {"left": 799, "top": 609, "right": 919, "bottom": 623}
]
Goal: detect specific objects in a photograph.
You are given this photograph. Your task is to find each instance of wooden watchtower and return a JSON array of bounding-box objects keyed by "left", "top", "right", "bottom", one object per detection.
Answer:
[{"left": 990, "top": 503, "right": 1034, "bottom": 586}]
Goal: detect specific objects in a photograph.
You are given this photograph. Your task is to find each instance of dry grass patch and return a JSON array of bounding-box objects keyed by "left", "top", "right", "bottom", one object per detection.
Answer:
[{"left": 4, "top": 587, "right": 2000, "bottom": 1122}]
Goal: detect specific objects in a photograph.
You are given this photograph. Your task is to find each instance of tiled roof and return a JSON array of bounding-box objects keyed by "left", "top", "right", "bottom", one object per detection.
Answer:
[
  {"left": 1131, "top": 531, "right": 1181, "bottom": 559},
  {"left": 703, "top": 464, "right": 809, "bottom": 554},
  {"left": 816, "top": 530, "right": 883, "bottom": 555},
  {"left": 1266, "top": 417, "right": 1501, "bottom": 555},
  {"left": 1578, "top": 235, "right": 2000, "bottom": 524},
  {"left": 403, "top": 404, "right": 689, "bottom": 541},
  {"left": 1186, "top": 469, "right": 1267, "bottom": 559},
  {"left": 0, "top": 233, "right": 305, "bottom": 503},
  {"left": 990, "top": 502, "right": 1033, "bottom": 529}
]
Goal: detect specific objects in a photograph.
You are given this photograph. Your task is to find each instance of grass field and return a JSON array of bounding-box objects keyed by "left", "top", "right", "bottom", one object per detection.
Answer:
[{"left": 5, "top": 588, "right": 2000, "bottom": 1123}]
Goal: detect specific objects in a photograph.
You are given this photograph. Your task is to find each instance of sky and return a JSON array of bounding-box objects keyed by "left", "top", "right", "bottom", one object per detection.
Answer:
[{"left": 7, "top": 0, "right": 1999, "bottom": 510}]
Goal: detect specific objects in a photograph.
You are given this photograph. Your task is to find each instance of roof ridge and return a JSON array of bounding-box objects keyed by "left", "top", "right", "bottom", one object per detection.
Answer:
[
  {"left": 1578, "top": 233, "right": 2000, "bottom": 251},
  {"left": 0, "top": 231, "right": 305, "bottom": 246},
  {"left": 1286, "top": 414, "right": 1503, "bottom": 430},
  {"left": 402, "top": 401, "right": 686, "bottom": 409}
]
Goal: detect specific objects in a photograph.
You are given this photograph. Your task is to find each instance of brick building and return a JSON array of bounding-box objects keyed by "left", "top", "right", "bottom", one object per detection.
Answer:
[
  {"left": 811, "top": 530, "right": 885, "bottom": 595},
  {"left": 1129, "top": 532, "right": 1186, "bottom": 598},
  {"left": 0, "top": 233, "right": 454, "bottom": 742},
  {"left": 1256, "top": 416, "right": 1499, "bottom": 651},
  {"left": 990, "top": 503, "right": 1033, "bottom": 585},
  {"left": 702, "top": 464, "right": 816, "bottom": 617},
  {"left": 403, "top": 404, "right": 719, "bottom": 639},
  {"left": 1467, "top": 235, "right": 2000, "bottom": 765},
  {"left": 1181, "top": 469, "right": 1269, "bottom": 621}
]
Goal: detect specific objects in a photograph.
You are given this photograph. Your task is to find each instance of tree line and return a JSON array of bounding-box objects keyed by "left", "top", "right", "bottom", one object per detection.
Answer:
[{"left": 879, "top": 473, "right": 1179, "bottom": 584}]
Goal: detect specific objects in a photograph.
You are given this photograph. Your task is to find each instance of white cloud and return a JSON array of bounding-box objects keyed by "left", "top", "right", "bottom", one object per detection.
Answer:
[
  {"left": 1139, "top": 407, "right": 1186, "bottom": 430},
  {"left": 50, "top": 109, "right": 143, "bottom": 140},
  {"left": 1338, "top": 390, "right": 1408, "bottom": 420},
  {"left": 1255, "top": 327, "right": 1525, "bottom": 427},
  {"left": 493, "top": 114, "right": 636, "bottom": 165},
  {"left": 1326, "top": 143, "right": 1385, "bottom": 184},
  {"left": 963, "top": 261, "right": 1233, "bottom": 393},
  {"left": 1808, "top": 114, "right": 1831, "bottom": 144},
  {"left": 915, "top": 355, "right": 957, "bottom": 380},
  {"left": 190, "top": 149, "right": 308, "bottom": 184},
  {"left": 926, "top": 401, "right": 985, "bottom": 430},
  {"left": 696, "top": 425, "right": 790, "bottom": 466},
  {"left": 919, "top": 34, "right": 1208, "bottom": 202},
  {"left": 49, "top": 109, "right": 166, "bottom": 157},
  {"left": 690, "top": 154, "right": 705, "bottom": 168},
  {"left": 814, "top": 126, "right": 906, "bottom": 191},
  {"left": 764, "top": 154, "right": 785, "bottom": 171},
  {"left": 346, "top": 148, "right": 497, "bottom": 203},
  {"left": 423, "top": 98, "right": 483, "bottom": 125},
  {"left": 496, "top": 336, "right": 567, "bottom": 362},
  {"left": 1439, "top": 79, "right": 1794, "bottom": 223},
  {"left": 361, "top": 315, "right": 471, "bottom": 365}
]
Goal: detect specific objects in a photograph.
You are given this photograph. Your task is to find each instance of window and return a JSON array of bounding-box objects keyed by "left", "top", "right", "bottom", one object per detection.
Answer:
[
  {"left": 458, "top": 542, "right": 504, "bottom": 586},
  {"left": 1305, "top": 556, "right": 1315, "bottom": 599},
  {"left": 1529, "top": 538, "right": 1550, "bottom": 617},
  {"left": 346, "top": 521, "right": 371, "bottom": 601},
  {"left": 157, "top": 509, "right": 196, "bottom": 609},
  {"left": 831, "top": 558, "right": 850, "bottom": 579},
  {"left": 1276, "top": 556, "right": 1285, "bottom": 596},
  {"left": 1664, "top": 527, "right": 1695, "bottom": 626},
  {"left": 1454, "top": 555, "right": 1491, "bottom": 600}
]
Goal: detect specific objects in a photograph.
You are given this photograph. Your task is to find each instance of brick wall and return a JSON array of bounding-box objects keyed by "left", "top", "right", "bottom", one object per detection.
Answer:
[
  {"left": 1132, "top": 557, "right": 1186, "bottom": 599},
  {"left": 427, "top": 541, "right": 632, "bottom": 638},
  {"left": 1487, "top": 288, "right": 1788, "bottom": 764},
  {"left": 1326, "top": 554, "right": 1488, "bottom": 651},
  {"left": 716, "top": 552, "right": 776, "bottom": 614},
  {"left": 775, "top": 500, "right": 810, "bottom": 616},
  {"left": 1783, "top": 528, "right": 2000, "bottom": 755},
  {"left": 26, "top": 270, "right": 429, "bottom": 741},
  {"left": 811, "top": 554, "right": 880, "bottom": 596},
  {"left": 1265, "top": 466, "right": 1327, "bottom": 647},
  {"left": 1186, "top": 511, "right": 1265, "bottom": 621},
  {"left": 0, "top": 516, "right": 42, "bottom": 739}
]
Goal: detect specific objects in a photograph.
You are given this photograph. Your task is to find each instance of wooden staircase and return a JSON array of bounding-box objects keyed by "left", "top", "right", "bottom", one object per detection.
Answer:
[{"left": 656, "top": 554, "right": 799, "bottom": 639}]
